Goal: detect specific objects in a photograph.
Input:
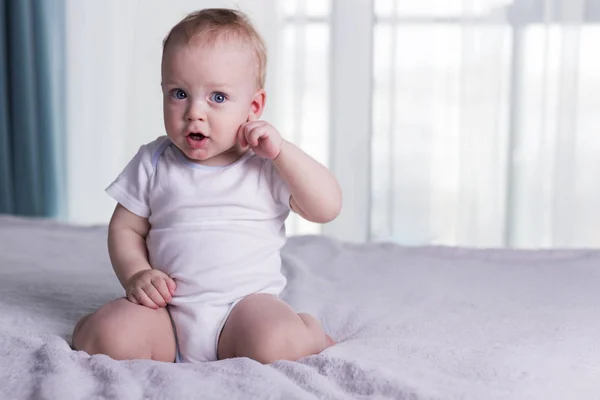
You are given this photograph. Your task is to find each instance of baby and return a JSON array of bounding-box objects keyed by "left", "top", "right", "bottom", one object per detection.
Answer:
[{"left": 72, "top": 8, "right": 341, "bottom": 364}]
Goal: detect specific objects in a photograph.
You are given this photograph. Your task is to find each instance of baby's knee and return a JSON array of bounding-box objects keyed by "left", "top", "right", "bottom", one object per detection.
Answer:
[
  {"left": 72, "top": 312, "right": 115, "bottom": 355},
  {"left": 72, "top": 303, "right": 143, "bottom": 360},
  {"left": 249, "top": 322, "right": 315, "bottom": 364},
  {"left": 71, "top": 313, "right": 92, "bottom": 350},
  {"left": 298, "top": 313, "right": 328, "bottom": 351}
]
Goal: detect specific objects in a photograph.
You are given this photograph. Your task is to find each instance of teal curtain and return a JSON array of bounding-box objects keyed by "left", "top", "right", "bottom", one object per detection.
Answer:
[{"left": 0, "top": 0, "right": 65, "bottom": 217}]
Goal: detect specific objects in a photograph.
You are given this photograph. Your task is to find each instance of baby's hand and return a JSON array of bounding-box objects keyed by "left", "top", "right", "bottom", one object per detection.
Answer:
[
  {"left": 237, "top": 113, "right": 284, "bottom": 160},
  {"left": 125, "top": 269, "right": 176, "bottom": 309}
]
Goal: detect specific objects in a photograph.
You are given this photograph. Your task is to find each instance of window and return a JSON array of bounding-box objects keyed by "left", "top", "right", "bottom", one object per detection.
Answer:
[
  {"left": 370, "top": 0, "right": 600, "bottom": 247},
  {"left": 280, "top": 0, "right": 600, "bottom": 247},
  {"left": 278, "top": 0, "right": 332, "bottom": 235}
]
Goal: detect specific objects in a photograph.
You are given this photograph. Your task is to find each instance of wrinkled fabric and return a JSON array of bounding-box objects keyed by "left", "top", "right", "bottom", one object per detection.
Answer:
[{"left": 1, "top": 216, "right": 599, "bottom": 400}]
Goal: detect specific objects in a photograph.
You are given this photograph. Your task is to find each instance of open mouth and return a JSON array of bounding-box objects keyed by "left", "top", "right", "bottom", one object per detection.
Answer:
[
  {"left": 186, "top": 132, "right": 208, "bottom": 149},
  {"left": 188, "top": 133, "right": 206, "bottom": 141}
]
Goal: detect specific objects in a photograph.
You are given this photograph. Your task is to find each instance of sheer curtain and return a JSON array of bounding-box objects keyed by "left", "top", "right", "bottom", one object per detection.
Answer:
[
  {"left": 65, "top": 0, "right": 600, "bottom": 247},
  {"left": 371, "top": 0, "right": 600, "bottom": 248},
  {"left": 276, "top": 1, "right": 331, "bottom": 235}
]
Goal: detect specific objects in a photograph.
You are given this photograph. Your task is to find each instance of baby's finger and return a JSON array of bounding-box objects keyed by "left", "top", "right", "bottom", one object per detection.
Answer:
[
  {"left": 143, "top": 284, "right": 167, "bottom": 307},
  {"left": 237, "top": 124, "right": 249, "bottom": 148},
  {"left": 239, "top": 120, "right": 266, "bottom": 148},
  {"left": 151, "top": 277, "right": 172, "bottom": 303},
  {"left": 243, "top": 121, "right": 265, "bottom": 132},
  {"left": 133, "top": 289, "right": 159, "bottom": 309},
  {"left": 166, "top": 277, "right": 177, "bottom": 296},
  {"left": 126, "top": 292, "right": 140, "bottom": 305},
  {"left": 248, "top": 128, "right": 266, "bottom": 147}
]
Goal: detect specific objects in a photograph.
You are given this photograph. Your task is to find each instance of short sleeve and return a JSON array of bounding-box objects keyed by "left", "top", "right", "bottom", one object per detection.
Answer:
[
  {"left": 105, "top": 137, "right": 167, "bottom": 218},
  {"left": 267, "top": 160, "right": 291, "bottom": 209}
]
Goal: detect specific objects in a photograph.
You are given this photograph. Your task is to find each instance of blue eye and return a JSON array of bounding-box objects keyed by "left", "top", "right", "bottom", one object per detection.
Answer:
[
  {"left": 170, "top": 89, "right": 187, "bottom": 100},
  {"left": 210, "top": 92, "right": 226, "bottom": 103}
]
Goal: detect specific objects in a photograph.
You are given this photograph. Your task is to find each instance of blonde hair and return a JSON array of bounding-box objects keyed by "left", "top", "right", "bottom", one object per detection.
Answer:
[{"left": 162, "top": 8, "right": 267, "bottom": 89}]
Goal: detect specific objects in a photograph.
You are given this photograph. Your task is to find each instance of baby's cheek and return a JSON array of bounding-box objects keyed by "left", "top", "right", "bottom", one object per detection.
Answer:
[
  {"left": 220, "top": 114, "right": 245, "bottom": 133},
  {"left": 164, "top": 121, "right": 183, "bottom": 140}
]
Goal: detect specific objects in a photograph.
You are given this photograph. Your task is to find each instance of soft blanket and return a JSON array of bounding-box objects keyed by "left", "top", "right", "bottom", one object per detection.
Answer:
[{"left": 1, "top": 216, "right": 599, "bottom": 399}]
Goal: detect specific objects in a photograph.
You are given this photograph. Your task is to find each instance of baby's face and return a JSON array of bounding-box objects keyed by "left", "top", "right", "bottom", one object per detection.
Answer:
[{"left": 161, "top": 39, "right": 260, "bottom": 165}]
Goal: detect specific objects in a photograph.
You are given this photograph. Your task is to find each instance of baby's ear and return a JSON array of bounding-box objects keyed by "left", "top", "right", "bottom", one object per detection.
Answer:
[{"left": 249, "top": 89, "right": 266, "bottom": 119}]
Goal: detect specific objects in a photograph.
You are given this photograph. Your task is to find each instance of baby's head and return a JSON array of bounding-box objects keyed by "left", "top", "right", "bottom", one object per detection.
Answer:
[
  {"left": 162, "top": 9, "right": 266, "bottom": 89},
  {"left": 161, "top": 9, "right": 267, "bottom": 165}
]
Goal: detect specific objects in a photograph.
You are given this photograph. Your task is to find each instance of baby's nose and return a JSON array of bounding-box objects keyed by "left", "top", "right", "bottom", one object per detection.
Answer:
[{"left": 186, "top": 101, "right": 207, "bottom": 121}]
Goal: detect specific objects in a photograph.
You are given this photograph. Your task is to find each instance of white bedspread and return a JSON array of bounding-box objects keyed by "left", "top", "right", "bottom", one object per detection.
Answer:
[{"left": 0, "top": 215, "right": 599, "bottom": 399}]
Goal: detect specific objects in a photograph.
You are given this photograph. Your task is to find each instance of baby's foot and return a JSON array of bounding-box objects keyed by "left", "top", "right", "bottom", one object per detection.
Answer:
[{"left": 325, "top": 334, "right": 336, "bottom": 349}]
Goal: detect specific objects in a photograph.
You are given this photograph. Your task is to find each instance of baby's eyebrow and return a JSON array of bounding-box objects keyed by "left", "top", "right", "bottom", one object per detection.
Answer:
[
  {"left": 160, "top": 81, "right": 233, "bottom": 92},
  {"left": 161, "top": 81, "right": 183, "bottom": 87},
  {"left": 205, "top": 82, "right": 233, "bottom": 91}
]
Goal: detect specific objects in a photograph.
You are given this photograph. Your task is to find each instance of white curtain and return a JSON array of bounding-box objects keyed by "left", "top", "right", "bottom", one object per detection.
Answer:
[
  {"left": 65, "top": 0, "right": 600, "bottom": 248},
  {"left": 370, "top": 0, "right": 600, "bottom": 248},
  {"left": 281, "top": 0, "right": 600, "bottom": 247}
]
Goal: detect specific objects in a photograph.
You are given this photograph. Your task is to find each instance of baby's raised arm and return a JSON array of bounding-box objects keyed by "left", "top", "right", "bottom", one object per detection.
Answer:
[
  {"left": 273, "top": 141, "right": 342, "bottom": 223},
  {"left": 237, "top": 115, "right": 342, "bottom": 223},
  {"left": 108, "top": 204, "right": 175, "bottom": 308}
]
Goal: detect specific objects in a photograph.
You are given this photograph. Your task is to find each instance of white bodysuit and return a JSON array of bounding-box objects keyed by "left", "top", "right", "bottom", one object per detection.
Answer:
[{"left": 106, "top": 136, "right": 290, "bottom": 362}]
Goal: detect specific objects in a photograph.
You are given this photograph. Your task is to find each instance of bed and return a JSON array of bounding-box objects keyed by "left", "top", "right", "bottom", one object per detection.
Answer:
[{"left": 0, "top": 215, "right": 598, "bottom": 400}]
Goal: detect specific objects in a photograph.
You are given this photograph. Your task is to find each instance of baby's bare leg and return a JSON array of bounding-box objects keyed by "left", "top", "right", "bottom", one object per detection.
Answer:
[
  {"left": 217, "top": 293, "right": 334, "bottom": 364},
  {"left": 72, "top": 298, "right": 176, "bottom": 362}
]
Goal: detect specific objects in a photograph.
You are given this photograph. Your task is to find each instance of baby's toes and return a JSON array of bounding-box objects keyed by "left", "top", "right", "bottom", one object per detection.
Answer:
[{"left": 325, "top": 334, "right": 336, "bottom": 349}]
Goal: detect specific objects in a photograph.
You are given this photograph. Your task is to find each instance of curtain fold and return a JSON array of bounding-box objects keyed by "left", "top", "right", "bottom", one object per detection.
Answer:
[
  {"left": 0, "top": 0, "right": 65, "bottom": 217},
  {"left": 371, "top": 0, "right": 599, "bottom": 248}
]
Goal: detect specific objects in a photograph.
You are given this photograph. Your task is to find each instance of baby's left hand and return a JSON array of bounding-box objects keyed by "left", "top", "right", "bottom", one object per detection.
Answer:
[{"left": 237, "top": 113, "right": 284, "bottom": 160}]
